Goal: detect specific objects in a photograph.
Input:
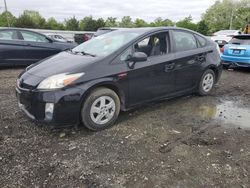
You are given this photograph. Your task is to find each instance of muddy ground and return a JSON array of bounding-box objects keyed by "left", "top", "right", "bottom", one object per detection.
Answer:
[{"left": 0, "top": 68, "right": 250, "bottom": 188}]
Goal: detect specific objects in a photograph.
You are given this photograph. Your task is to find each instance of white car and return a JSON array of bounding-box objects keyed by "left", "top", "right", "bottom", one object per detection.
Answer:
[
  {"left": 211, "top": 30, "right": 242, "bottom": 47},
  {"left": 46, "top": 34, "right": 70, "bottom": 43}
]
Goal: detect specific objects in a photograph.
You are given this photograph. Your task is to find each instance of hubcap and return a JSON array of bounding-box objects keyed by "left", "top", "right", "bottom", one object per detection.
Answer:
[
  {"left": 90, "top": 96, "right": 116, "bottom": 125},
  {"left": 202, "top": 73, "right": 214, "bottom": 92}
]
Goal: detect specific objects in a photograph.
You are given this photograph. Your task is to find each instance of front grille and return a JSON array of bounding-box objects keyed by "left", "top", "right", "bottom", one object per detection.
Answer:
[
  {"left": 16, "top": 89, "right": 32, "bottom": 112},
  {"left": 19, "top": 82, "right": 35, "bottom": 90}
]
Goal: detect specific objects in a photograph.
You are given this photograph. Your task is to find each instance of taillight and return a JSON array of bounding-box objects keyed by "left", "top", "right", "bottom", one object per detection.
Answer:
[{"left": 220, "top": 47, "right": 225, "bottom": 53}]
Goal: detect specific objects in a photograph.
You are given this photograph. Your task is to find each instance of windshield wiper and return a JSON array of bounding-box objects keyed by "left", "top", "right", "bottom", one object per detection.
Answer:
[
  {"left": 76, "top": 51, "right": 97, "bottom": 57},
  {"left": 66, "top": 49, "right": 96, "bottom": 57}
]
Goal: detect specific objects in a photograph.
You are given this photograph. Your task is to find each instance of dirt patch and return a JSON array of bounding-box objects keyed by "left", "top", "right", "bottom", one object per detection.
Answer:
[{"left": 0, "top": 68, "right": 250, "bottom": 188}]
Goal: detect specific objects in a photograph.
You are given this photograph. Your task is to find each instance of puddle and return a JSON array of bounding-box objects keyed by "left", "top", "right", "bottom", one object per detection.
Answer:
[
  {"left": 215, "top": 101, "right": 250, "bottom": 129},
  {"left": 195, "top": 101, "right": 250, "bottom": 129}
]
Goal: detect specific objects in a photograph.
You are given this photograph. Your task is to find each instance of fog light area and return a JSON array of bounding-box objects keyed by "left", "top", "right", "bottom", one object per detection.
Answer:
[{"left": 45, "top": 103, "right": 54, "bottom": 121}]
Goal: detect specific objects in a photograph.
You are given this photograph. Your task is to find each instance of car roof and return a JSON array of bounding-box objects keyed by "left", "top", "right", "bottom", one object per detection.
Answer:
[
  {"left": 100, "top": 27, "right": 205, "bottom": 37},
  {"left": 0, "top": 28, "right": 48, "bottom": 37}
]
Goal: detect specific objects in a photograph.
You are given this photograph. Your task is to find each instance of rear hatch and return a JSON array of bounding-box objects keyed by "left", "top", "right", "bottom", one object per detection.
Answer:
[{"left": 224, "top": 35, "right": 250, "bottom": 57}]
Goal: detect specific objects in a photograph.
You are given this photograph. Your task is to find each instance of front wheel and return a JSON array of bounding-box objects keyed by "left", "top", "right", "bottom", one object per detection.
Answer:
[
  {"left": 81, "top": 87, "right": 120, "bottom": 131},
  {"left": 198, "top": 69, "right": 215, "bottom": 96}
]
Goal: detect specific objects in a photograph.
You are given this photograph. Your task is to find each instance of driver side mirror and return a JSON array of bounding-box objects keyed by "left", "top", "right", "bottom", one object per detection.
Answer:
[
  {"left": 126, "top": 52, "right": 147, "bottom": 69},
  {"left": 129, "top": 52, "right": 148, "bottom": 62}
]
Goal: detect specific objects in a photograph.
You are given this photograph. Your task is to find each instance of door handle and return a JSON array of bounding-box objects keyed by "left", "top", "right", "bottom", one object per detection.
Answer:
[{"left": 165, "top": 63, "right": 175, "bottom": 72}]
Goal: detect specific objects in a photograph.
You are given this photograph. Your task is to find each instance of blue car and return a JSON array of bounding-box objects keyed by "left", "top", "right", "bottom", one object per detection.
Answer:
[{"left": 221, "top": 35, "right": 250, "bottom": 68}]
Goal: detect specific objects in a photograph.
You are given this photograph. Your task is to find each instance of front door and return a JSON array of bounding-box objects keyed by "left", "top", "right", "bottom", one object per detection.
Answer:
[{"left": 125, "top": 31, "right": 177, "bottom": 107}]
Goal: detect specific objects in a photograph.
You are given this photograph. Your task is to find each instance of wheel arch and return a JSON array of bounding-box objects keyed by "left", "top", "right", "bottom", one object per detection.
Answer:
[
  {"left": 206, "top": 64, "right": 220, "bottom": 83},
  {"left": 80, "top": 79, "right": 127, "bottom": 111}
]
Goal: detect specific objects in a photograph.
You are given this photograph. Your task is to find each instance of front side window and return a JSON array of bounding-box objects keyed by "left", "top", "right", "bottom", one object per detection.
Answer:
[
  {"left": 20, "top": 31, "right": 49, "bottom": 42},
  {"left": 134, "top": 32, "right": 170, "bottom": 57},
  {"left": 120, "top": 47, "right": 133, "bottom": 61},
  {"left": 173, "top": 31, "right": 197, "bottom": 52},
  {"left": 73, "top": 30, "right": 142, "bottom": 57},
  {"left": 0, "top": 30, "right": 18, "bottom": 40}
]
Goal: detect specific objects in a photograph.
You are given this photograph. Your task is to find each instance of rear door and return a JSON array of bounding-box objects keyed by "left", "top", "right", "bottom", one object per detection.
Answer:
[
  {"left": 170, "top": 30, "right": 207, "bottom": 92},
  {"left": 19, "top": 30, "right": 61, "bottom": 64},
  {"left": 0, "top": 29, "right": 28, "bottom": 66}
]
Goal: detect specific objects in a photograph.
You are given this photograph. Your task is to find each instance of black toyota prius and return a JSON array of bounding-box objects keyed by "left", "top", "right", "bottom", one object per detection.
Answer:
[{"left": 16, "top": 27, "right": 222, "bottom": 131}]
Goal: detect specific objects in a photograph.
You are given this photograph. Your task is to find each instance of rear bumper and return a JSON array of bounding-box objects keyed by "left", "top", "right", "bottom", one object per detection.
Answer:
[{"left": 221, "top": 55, "right": 250, "bottom": 67}]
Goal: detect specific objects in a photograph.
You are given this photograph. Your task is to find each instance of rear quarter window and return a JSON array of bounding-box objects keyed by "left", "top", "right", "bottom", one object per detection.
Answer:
[{"left": 195, "top": 35, "right": 207, "bottom": 47}]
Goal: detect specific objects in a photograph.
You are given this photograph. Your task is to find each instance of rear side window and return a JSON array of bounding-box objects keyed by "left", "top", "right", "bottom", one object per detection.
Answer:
[
  {"left": 195, "top": 35, "right": 207, "bottom": 47},
  {"left": 229, "top": 37, "right": 250, "bottom": 45},
  {"left": 172, "top": 31, "right": 197, "bottom": 52},
  {"left": 0, "top": 30, "right": 19, "bottom": 40}
]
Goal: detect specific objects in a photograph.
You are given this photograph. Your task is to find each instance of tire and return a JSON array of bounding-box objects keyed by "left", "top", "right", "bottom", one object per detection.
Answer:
[
  {"left": 198, "top": 69, "right": 215, "bottom": 96},
  {"left": 81, "top": 87, "right": 120, "bottom": 131}
]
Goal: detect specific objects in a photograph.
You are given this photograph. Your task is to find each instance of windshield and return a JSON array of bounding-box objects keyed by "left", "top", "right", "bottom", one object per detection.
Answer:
[
  {"left": 72, "top": 30, "right": 141, "bottom": 57},
  {"left": 229, "top": 37, "right": 250, "bottom": 45}
]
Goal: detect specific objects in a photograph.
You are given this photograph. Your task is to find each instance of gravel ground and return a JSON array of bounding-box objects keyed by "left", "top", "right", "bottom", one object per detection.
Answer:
[{"left": 0, "top": 68, "right": 250, "bottom": 188}]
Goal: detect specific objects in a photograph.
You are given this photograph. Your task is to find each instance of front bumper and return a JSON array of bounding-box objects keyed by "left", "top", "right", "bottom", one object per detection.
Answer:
[{"left": 16, "top": 85, "right": 84, "bottom": 127}]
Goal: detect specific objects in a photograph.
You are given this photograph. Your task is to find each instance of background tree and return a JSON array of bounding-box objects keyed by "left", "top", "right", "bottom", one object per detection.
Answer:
[
  {"left": 119, "top": 16, "right": 134, "bottom": 27},
  {"left": 176, "top": 16, "right": 197, "bottom": 31},
  {"left": 95, "top": 18, "right": 105, "bottom": 30},
  {"left": 196, "top": 20, "right": 209, "bottom": 35},
  {"left": 45, "top": 17, "right": 65, "bottom": 30},
  {"left": 203, "top": 0, "right": 234, "bottom": 33},
  {"left": 80, "top": 16, "right": 104, "bottom": 31},
  {"left": 0, "top": 11, "right": 16, "bottom": 27},
  {"left": 14, "top": 10, "right": 44, "bottom": 28},
  {"left": 65, "top": 16, "right": 79, "bottom": 31},
  {"left": 150, "top": 17, "right": 174, "bottom": 27},
  {"left": 134, "top": 18, "right": 148, "bottom": 27},
  {"left": 105, "top": 17, "right": 118, "bottom": 27}
]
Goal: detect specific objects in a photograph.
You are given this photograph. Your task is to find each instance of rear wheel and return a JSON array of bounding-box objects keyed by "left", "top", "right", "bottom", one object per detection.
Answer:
[
  {"left": 81, "top": 87, "right": 120, "bottom": 131},
  {"left": 198, "top": 69, "right": 215, "bottom": 96}
]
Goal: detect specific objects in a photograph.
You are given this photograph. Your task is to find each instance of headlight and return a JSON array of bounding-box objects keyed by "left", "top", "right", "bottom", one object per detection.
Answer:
[{"left": 37, "top": 73, "right": 84, "bottom": 90}]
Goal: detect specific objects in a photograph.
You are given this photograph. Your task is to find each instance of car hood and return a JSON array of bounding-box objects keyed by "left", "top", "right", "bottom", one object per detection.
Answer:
[{"left": 25, "top": 51, "right": 101, "bottom": 78}]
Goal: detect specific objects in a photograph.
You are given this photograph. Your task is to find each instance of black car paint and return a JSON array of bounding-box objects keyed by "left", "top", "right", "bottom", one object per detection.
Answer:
[
  {"left": 0, "top": 28, "right": 76, "bottom": 66},
  {"left": 16, "top": 27, "right": 222, "bottom": 127}
]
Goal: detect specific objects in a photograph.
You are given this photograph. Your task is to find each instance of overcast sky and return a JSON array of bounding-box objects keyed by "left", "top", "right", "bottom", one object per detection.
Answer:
[{"left": 1, "top": 0, "right": 216, "bottom": 22}]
